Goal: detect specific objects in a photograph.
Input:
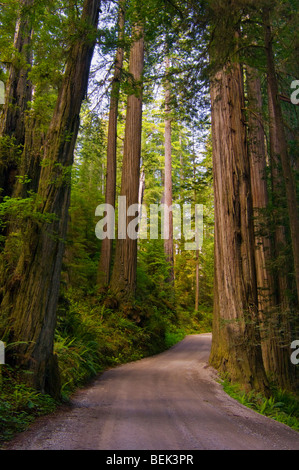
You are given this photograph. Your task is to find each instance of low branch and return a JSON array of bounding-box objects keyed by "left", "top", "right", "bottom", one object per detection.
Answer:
[{"left": 279, "top": 94, "right": 299, "bottom": 106}]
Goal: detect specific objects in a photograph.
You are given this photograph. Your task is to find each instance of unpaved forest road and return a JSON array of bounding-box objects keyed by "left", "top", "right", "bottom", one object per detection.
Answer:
[{"left": 4, "top": 334, "right": 299, "bottom": 450}]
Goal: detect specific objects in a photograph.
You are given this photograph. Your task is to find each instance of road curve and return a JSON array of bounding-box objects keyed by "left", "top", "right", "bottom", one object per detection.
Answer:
[{"left": 4, "top": 334, "right": 299, "bottom": 450}]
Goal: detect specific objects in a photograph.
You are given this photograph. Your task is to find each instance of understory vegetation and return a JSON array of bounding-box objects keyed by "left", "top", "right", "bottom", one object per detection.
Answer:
[
  {"left": 222, "top": 379, "right": 299, "bottom": 432},
  {"left": 0, "top": 291, "right": 212, "bottom": 445}
]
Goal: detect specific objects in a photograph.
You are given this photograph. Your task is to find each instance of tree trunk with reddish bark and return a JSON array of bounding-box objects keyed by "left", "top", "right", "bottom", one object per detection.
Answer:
[
  {"left": 110, "top": 24, "right": 144, "bottom": 300},
  {"left": 0, "top": 0, "right": 33, "bottom": 200},
  {"left": 209, "top": 60, "right": 268, "bottom": 393},
  {"left": 97, "top": 0, "right": 125, "bottom": 288},
  {"left": 263, "top": 7, "right": 299, "bottom": 304},
  {"left": 0, "top": 0, "right": 100, "bottom": 398},
  {"left": 246, "top": 65, "right": 292, "bottom": 389},
  {"left": 164, "top": 57, "right": 174, "bottom": 283}
]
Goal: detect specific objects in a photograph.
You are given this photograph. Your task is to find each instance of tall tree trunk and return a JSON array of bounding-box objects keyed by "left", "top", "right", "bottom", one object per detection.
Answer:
[
  {"left": 0, "top": 0, "right": 33, "bottom": 199},
  {"left": 246, "top": 65, "right": 292, "bottom": 389},
  {"left": 260, "top": 9, "right": 296, "bottom": 389},
  {"left": 192, "top": 153, "right": 199, "bottom": 311},
  {"left": 246, "top": 66, "right": 273, "bottom": 313},
  {"left": 110, "top": 24, "right": 144, "bottom": 300},
  {"left": 268, "top": 81, "right": 294, "bottom": 388},
  {"left": 164, "top": 57, "right": 174, "bottom": 283},
  {"left": 178, "top": 133, "right": 185, "bottom": 255},
  {"left": 268, "top": 79, "right": 290, "bottom": 311},
  {"left": 12, "top": 116, "right": 45, "bottom": 198},
  {"left": 209, "top": 61, "right": 268, "bottom": 393},
  {"left": 263, "top": 7, "right": 299, "bottom": 304},
  {"left": 97, "top": 0, "right": 125, "bottom": 288},
  {"left": 0, "top": 0, "right": 100, "bottom": 397}
]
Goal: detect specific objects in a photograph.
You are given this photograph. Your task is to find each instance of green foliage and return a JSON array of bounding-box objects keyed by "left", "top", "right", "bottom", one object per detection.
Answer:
[
  {"left": 0, "top": 0, "right": 19, "bottom": 74},
  {"left": 164, "top": 329, "right": 186, "bottom": 349},
  {"left": 0, "top": 193, "right": 56, "bottom": 223},
  {"left": 137, "top": 239, "right": 173, "bottom": 294},
  {"left": 222, "top": 379, "right": 299, "bottom": 431},
  {"left": 54, "top": 288, "right": 173, "bottom": 399},
  {"left": 0, "top": 135, "right": 22, "bottom": 170},
  {"left": 0, "top": 367, "right": 57, "bottom": 445},
  {"left": 0, "top": 193, "right": 58, "bottom": 256},
  {"left": 60, "top": 108, "right": 106, "bottom": 293}
]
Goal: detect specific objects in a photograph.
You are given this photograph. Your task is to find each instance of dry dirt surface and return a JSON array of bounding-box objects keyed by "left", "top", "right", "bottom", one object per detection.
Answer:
[{"left": 3, "top": 334, "right": 299, "bottom": 450}]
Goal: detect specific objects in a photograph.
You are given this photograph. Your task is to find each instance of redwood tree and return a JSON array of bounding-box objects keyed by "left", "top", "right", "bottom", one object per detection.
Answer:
[
  {"left": 163, "top": 57, "right": 174, "bottom": 283},
  {"left": 263, "top": 7, "right": 299, "bottom": 304},
  {"left": 209, "top": 14, "right": 268, "bottom": 392},
  {"left": 110, "top": 23, "right": 145, "bottom": 299},
  {"left": 0, "top": 0, "right": 100, "bottom": 397},
  {"left": 0, "top": 0, "right": 33, "bottom": 199},
  {"left": 246, "top": 65, "right": 292, "bottom": 389},
  {"left": 97, "top": 0, "right": 125, "bottom": 288}
]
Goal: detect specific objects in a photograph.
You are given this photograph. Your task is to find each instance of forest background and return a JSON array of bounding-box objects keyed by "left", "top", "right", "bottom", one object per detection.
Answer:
[{"left": 0, "top": 0, "right": 298, "bottom": 442}]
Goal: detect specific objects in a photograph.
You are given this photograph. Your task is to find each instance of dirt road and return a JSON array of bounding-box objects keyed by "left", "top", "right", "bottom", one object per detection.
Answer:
[{"left": 4, "top": 334, "right": 299, "bottom": 450}]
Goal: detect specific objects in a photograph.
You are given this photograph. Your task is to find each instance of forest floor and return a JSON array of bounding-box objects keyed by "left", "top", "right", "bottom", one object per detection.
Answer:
[{"left": 3, "top": 334, "right": 299, "bottom": 450}]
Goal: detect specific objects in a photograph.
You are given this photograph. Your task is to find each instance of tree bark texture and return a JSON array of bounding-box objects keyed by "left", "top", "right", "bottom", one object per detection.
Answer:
[
  {"left": 97, "top": 0, "right": 125, "bottom": 288},
  {"left": 209, "top": 63, "right": 268, "bottom": 393},
  {"left": 264, "top": 8, "right": 299, "bottom": 304},
  {"left": 193, "top": 154, "right": 199, "bottom": 311},
  {"left": 246, "top": 65, "right": 292, "bottom": 389},
  {"left": 246, "top": 66, "right": 273, "bottom": 310},
  {"left": 12, "top": 114, "right": 47, "bottom": 199},
  {"left": 0, "top": 0, "right": 33, "bottom": 199},
  {"left": 164, "top": 58, "right": 174, "bottom": 283},
  {"left": 268, "top": 78, "right": 290, "bottom": 311},
  {"left": 110, "top": 24, "right": 144, "bottom": 300}
]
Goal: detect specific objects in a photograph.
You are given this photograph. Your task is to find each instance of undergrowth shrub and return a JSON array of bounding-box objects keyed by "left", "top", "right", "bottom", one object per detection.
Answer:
[
  {"left": 0, "top": 367, "right": 57, "bottom": 444},
  {"left": 0, "top": 251, "right": 212, "bottom": 445},
  {"left": 54, "top": 289, "right": 174, "bottom": 399},
  {"left": 222, "top": 378, "right": 299, "bottom": 431}
]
